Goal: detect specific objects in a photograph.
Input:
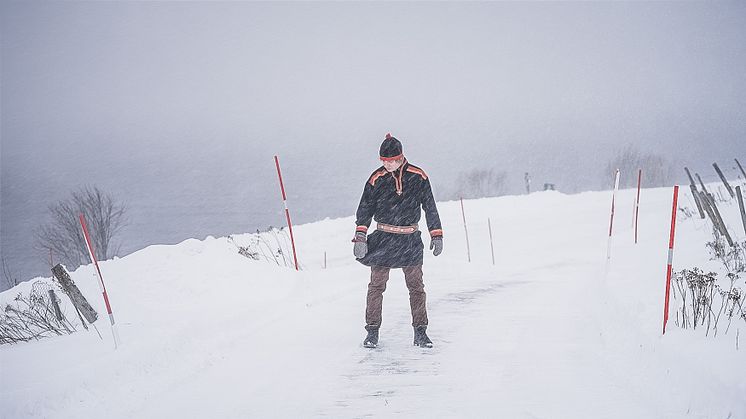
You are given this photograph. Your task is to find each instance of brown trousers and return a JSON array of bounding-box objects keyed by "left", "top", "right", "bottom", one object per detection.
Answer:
[{"left": 366, "top": 265, "right": 428, "bottom": 327}]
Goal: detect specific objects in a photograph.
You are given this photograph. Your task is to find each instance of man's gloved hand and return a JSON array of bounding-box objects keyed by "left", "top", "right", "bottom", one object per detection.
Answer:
[
  {"left": 430, "top": 236, "right": 443, "bottom": 256},
  {"left": 352, "top": 231, "right": 368, "bottom": 258}
]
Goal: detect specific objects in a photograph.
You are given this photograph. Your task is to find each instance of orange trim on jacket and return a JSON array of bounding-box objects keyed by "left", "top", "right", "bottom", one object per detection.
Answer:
[
  {"left": 368, "top": 169, "right": 388, "bottom": 186},
  {"left": 406, "top": 166, "right": 428, "bottom": 180}
]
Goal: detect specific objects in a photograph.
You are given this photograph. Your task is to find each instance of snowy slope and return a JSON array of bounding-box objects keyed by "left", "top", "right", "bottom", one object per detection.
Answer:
[{"left": 1, "top": 184, "right": 745, "bottom": 418}]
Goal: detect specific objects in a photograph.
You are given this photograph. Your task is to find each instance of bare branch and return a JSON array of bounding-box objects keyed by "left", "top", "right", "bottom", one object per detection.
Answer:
[
  {"left": 605, "top": 144, "right": 674, "bottom": 188},
  {"left": 451, "top": 168, "right": 507, "bottom": 200},
  {"left": 34, "top": 185, "right": 127, "bottom": 271}
]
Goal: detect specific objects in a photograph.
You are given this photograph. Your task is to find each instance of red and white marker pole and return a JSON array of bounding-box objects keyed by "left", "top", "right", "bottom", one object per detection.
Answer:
[
  {"left": 79, "top": 213, "right": 119, "bottom": 349},
  {"left": 634, "top": 169, "right": 642, "bottom": 244},
  {"left": 460, "top": 197, "right": 471, "bottom": 263},
  {"left": 274, "top": 155, "right": 299, "bottom": 271},
  {"left": 662, "top": 185, "right": 679, "bottom": 335},
  {"left": 607, "top": 169, "right": 621, "bottom": 260}
]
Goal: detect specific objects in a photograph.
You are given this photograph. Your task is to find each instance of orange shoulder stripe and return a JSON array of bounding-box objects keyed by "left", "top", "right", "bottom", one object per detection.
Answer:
[
  {"left": 368, "top": 170, "right": 388, "bottom": 186},
  {"left": 406, "top": 166, "right": 428, "bottom": 180}
]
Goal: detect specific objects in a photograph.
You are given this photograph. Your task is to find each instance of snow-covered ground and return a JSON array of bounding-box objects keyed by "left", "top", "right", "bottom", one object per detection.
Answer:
[{"left": 2, "top": 184, "right": 745, "bottom": 418}]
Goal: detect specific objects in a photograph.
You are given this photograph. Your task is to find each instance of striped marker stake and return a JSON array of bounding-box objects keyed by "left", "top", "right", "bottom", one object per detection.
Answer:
[
  {"left": 274, "top": 155, "right": 299, "bottom": 271},
  {"left": 487, "top": 218, "right": 495, "bottom": 266},
  {"left": 460, "top": 197, "right": 471, "bottom": 263},
  {"left": 634, "top": 169, "right": 642, "bottom": 244},
  {"left": 662, "top": 185, "right": 679, "bottom": 335},
  {"left": 606, "top": 169, "right": 620, "bottom": 260},
  {"left": 79, "top": 213, "right": 120, "bottom": 349}
]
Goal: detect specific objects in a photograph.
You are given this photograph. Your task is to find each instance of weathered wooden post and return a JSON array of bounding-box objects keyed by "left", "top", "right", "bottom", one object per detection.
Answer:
[
  {"left": 684, "top": 167, "right": 697, "bottom": 186},
  {"left": 736, "top": 186, "right": 746, "bottom": 236},
  {"left": 51, "top": 264, "right": 98, "bottom": 324},
  {"left": 696, "top": 173, "right": 709, "bottom": 195},
  {"left": 713, "top": 162, "right": 734, "bottom": 198},
  {"left": 690, "top": 185, "right": 705, "bottom": 219},
  {"left": 699, "top": 191, "right": 719, "bottom": 232},
  {"left": 48, "top": 290, "right": 63, "bottom": 321},
  {"left": 700, "top": 191, "right": 734, "bottom": 247},
  {"left": 684, "top": 167, "right": 705, "bottom": 219}
]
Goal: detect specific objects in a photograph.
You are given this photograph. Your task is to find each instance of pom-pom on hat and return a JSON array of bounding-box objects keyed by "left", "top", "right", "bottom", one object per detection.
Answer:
[{"left": 379, "top": 133, "right": 403, "bottom": 161}]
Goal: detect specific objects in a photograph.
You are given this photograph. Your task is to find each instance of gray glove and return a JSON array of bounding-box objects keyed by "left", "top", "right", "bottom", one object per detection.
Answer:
[
  {"left": 352, "top": 231, "right": 368, "bottom": 258},
  {"left": 430, "top": 236, "right": 443, "bottom": 256}
]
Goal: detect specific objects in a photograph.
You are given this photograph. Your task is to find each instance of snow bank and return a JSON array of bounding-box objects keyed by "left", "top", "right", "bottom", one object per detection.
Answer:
[{"left": 2, "top": 183, "right": 744, "bottom": 418}]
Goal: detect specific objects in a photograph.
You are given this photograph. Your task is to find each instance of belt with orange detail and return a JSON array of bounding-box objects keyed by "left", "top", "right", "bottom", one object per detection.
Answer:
[{"left": 376, "top": 223, "right": 418, "bottom": 234}]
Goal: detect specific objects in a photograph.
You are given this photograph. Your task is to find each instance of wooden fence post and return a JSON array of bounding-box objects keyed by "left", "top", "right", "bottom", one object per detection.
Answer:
[
  {"left": 700, "top": 191, "right": 734, "bottom": 247},
  {"left": 690, "top": 184, "right": 705, "bottom": 219},
  {"left": 684, "top": 167, "right": 705, "bottom": 219},
  {"left": 51, "top": 264, "right": 98, "bottom": 324},
  {"left": 713, "top": 162, "right": 734, "bottom": 198},
  {"left": 684, "top": 167, "right": 697, "bottom": 186},
  {"left": 736, "top": 186, "right": 746, "bottom": 236},
  {"left": 696, "top": 173, "right": 709, "bottom": 195},
  {"left": 48, "top": 290, "right": 63, "bottom": 321}
]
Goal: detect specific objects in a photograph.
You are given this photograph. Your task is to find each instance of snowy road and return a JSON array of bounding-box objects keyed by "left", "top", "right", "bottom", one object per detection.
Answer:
[
  {"left": 315, "top": 262, "right": 649, "bottom": 419},
  {"left": 2, "top": 188, "right": 744, "bottom": 418}
]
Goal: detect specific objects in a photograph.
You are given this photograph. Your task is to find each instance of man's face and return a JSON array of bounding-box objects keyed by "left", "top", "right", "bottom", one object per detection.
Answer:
[{"left": 382, "top": 157, "right": 404, "bottom": 172}]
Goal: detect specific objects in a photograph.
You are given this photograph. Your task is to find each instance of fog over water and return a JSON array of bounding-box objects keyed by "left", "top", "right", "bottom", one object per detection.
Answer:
[{"left": 2, "top": 2, "right": 745, "bottom": 288}]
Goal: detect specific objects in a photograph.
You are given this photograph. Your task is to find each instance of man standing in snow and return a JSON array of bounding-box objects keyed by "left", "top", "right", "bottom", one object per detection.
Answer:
[{"left": 352, "top": 133, "right": 443, "bottom": 348}]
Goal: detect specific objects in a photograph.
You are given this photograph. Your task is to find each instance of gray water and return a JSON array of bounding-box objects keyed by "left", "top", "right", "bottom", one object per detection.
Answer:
[
  {"left": 0, "top": 157, "right": 364, "bottom": 290},
  {"left": 3, "top": 144, "right": 739, "bottom": 292},
  {"left": 0, "top": 140, "right": 606, "bottom": 289}
]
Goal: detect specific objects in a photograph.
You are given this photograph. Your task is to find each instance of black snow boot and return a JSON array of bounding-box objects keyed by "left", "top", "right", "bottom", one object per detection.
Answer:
[
  {"left": 363, "top": 325, "right": 379, "bottom": 348},
  {"left": 413, "top": 325, "right": 433, "bottom": 348}
]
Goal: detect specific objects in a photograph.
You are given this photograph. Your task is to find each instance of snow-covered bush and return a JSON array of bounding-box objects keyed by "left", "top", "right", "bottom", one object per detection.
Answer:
[
  {"left": 672, "top": 230, "right": 746, "bottom": 337},
  {"left": 228, "top": 227, "right": 299, "bottom": 269},
  {"left": 0, "top": 281, "right": 78, "bottom": 345}
]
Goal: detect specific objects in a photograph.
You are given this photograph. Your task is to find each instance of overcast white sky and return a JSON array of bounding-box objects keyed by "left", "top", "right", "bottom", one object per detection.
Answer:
[{"left": 2, "top": 1, "right": 746, "bottom": 283}]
